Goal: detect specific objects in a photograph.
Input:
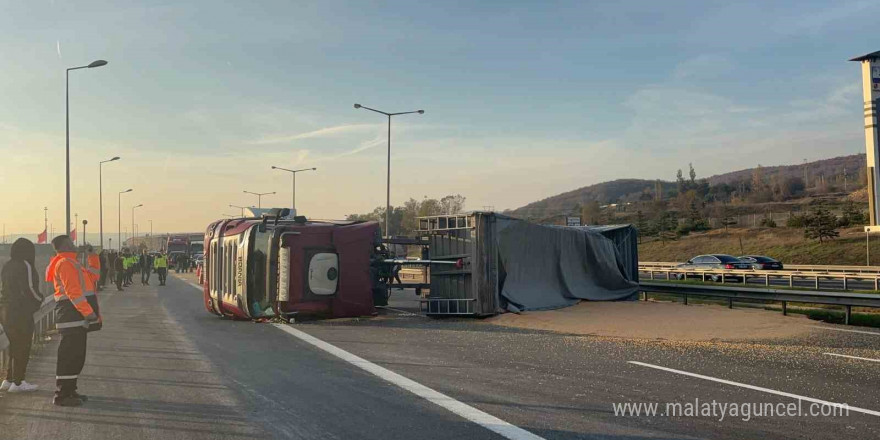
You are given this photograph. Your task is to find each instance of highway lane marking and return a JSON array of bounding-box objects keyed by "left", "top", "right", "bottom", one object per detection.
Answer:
[
  {"left": 272, "top": 323, "right": 546, "bottom": 440},
  {"left": 810, "top": 326, "right": 880, "bottom": 336},
  {"left": 823, "top": 352, "right": 880, "bottom": 363},
  {"left": 628, "top": 361, "right": 880, "bottom": 417}
]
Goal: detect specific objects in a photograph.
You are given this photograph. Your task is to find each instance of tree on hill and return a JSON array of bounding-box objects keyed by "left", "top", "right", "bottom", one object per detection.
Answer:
[
  {"left": 838, "top": 201, "right": 867, "bottom": 227},
  {"left": 804, "top": 209, "right": 839, "bottom": 243},
  {"left": 581, "top": 200, "right": 602, "bottom": 225}
]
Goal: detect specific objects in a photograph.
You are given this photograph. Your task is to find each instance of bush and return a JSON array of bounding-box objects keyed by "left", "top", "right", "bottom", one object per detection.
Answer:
[
  {"left": 759, "top": 217, "right": 777, "bottom": 228},
  {"left": 787, "top": 214, "right": 806, "bottom": 228}
]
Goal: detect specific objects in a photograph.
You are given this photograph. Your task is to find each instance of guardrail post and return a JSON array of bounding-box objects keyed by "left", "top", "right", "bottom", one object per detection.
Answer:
[
  {"left": 845, "top": 305, "right": 852, "bottom": 325},
  {"left": 843, "top": 276, "right": 848, "bottom": 291},
  {"left": 765, "top": 274, "right": 770, "bottom": 286},
  {"left": 789, "top": 274, "right": 793, "bottom": 287},
  {"left": 742, "top": 273, "right": 746, "bottom": 285},
  {"left": 642, "top": 291, "right": 647, "bottom": 301},
  {"left": 875, "top": 276, "right": 878, "bottom": 291},
  {"left": 782, "top": 301, "right": 787, "bottom": 316},
  {"left": 721, "top": 273, "right": 725, "bottom": 284},
  {"left": 814, "top": 276, "right": 819, "bottom": 290},
  {"left": 728, "top": 297, "right": 733, "bottom": 309},
  {"left": 702, "top": 273, "right": 706, "bottom": 282},
  {"left": 649, "top": 271, "right": 654, "bottom": 280},
  {"left": 683, "top": 294, "right": 688, "bottom": 305}
]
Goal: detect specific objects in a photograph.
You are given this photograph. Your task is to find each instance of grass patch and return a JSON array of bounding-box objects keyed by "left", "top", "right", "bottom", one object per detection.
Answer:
[{"left": 640, "top": 226, "right": 878, "bottom": 266}]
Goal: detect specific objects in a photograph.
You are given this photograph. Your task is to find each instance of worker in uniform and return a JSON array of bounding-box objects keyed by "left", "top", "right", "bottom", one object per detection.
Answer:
[
  {"left": 114, "top": 252, "right": 125, "bottom": 291},
  {"left": 0, "top": 238, "right": 44, "bottom": 393},
  {"left": 84, "top": 246, "right": 101, "bottom": 288},
  {"left": 140, "top": 251, "right": 152, "bottom": 286},
  {"left": 47, "top": 235, "right": 100, "bottom": 407},
  {"left": 154, "top": 253, "right": 168, "bottom": 286}
]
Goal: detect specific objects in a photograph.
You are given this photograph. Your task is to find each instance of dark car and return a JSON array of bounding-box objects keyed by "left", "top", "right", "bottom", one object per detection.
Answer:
[
  {"left": 673, "top": 254, "right": 752, "bottom": 281},
  {"left": 738, "top": 255, "right": 783, "bottom": 270}
]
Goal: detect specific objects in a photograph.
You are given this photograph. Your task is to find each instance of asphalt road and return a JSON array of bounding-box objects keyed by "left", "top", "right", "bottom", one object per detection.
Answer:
[{"left": 1, "top": 275, "right": 878, "bottom": 439}]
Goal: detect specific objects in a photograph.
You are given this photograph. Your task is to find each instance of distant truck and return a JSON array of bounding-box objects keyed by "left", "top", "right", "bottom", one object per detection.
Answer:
[{"left": 166, "top": 235, "right": 190, "bottom": 268}]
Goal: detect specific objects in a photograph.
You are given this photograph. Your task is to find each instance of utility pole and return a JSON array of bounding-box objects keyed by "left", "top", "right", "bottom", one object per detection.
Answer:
[
  {"left": 844, "top": 166, "right": 848, "bottom": 192},
  {"left": 44, "top": 207, "right": 48, "bottom": 241}
]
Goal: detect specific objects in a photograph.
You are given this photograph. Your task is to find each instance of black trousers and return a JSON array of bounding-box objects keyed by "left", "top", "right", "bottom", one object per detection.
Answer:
[
  {"left": 116, "top": 271, "right": 124, "bottom": 290},
  {"left": 157, "top": 268, "right": 167, "bottom": 285},
  {"left": 56, "top": 330, "right": 87, "bottom": 397},
  {"left": 4, "top": 314, "right": 34, "bottom": 384},
  {"left": 99, "top": 269, "right": 108, "bottom": 289},
  {"left": 141, "top": 268, "right": 151, "bottom": 284}
]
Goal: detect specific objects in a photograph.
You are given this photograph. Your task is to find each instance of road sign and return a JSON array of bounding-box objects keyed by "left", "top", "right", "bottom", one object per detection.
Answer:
[{"left": 566, "top": 216, "right": 581, "bottom": 227}]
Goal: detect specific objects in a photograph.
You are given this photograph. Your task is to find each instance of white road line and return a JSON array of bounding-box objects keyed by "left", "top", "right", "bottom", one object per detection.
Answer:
[
  {"left": 273, "top": 323, "right": 545, "bottom": 440},
  {"left": 172, "top": 274, "right": 203, "bottom": 291},
  {"left": 823, "top": 352, "right": 880, "bottom": 363},
  {"left": 810, "top": 325, "right": 880, "bottom": 336},
  {"left": 628, "top": 361, "right": 880, "bottom": 417}
]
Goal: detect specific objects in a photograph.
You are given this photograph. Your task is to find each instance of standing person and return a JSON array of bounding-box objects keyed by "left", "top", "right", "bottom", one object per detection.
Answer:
[
  {"left": 114, "top": 252, "right": 125, "bottom": 291},
  {"left": 154, "top": 252, "right": 168, "bottom": 286},
  {"left": 47, "top": 235, "right": 100, "bottom": 407},
  {"left": 98, "top": 250, "right": 108, "bottom": 291},
  {"left": 140, "top": 251, "right": 152, "bottom": 286},
  {"left": 85, "top": 246, "right": 101, "bottom": 288},
  {"left": 0, "top": 238, "right": 43, "bottom": 393}
]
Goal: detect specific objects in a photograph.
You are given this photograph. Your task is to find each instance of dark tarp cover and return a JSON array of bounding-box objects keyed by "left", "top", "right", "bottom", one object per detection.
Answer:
[{"left": 495, "top": 218, "right": 639, "bottom": 312}]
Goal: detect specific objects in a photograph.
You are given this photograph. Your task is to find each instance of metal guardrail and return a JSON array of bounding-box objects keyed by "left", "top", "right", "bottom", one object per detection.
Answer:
[
  {"left": 0, "top": 297, "right": 55, "bottom": 373},
  {"left": 639, "top": 281, "right": 880, "bottom": 325},
  {"left": 640, "top": 268, "right": 880, "bottom": 291}
]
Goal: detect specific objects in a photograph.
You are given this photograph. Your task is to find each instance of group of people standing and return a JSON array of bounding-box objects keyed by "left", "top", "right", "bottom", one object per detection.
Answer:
[
  {"left": 0, "top": 238, "right": 172, "bottom": 407},
  {"left": 1, "top": 236, "right": 100, "bottom": 406},
  {"left": 97, "top": 248, "right": 169, "bottom": 291}
]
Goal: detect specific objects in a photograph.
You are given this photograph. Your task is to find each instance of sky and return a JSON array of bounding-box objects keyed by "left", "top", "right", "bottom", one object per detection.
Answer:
[{"left": 1, "top": 0, "right": 878, "bottom": 242}]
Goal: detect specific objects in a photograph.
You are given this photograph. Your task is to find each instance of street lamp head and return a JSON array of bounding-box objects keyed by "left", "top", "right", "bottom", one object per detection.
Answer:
[
  {"left": 88, "top": 60, "right": 108, "bottom": 68},
  {"left": 417, "top": 110, "right": 425, "bottom": 114},
  {"left": 354, "top": 103, "right": 362, "bottom": 109},
  {"left": 123, "top": 188, "right": 132, "bottom": 193},
  {"left": 271, "top": 166, "right": 277, "bottom": 169},
  {"left": 110, "top": 156, "right": 120, "bottom": 161},
  {"left": 312, "top": 167, "right": 317, "bottom": 170}
]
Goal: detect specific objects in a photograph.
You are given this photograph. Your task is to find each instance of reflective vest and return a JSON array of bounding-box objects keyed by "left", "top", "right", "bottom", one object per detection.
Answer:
[
  {"left": 154, "top": 256, "right": 168, "bottom": 269},
  {"left": 123, "top": 256, "right": 131, "bottom": 270},
  {"left": 86, "top": 253, "right": 101, "bottom": 283},
  {"left": 49, "top": 253, "right": 101, "bottom": 334}
]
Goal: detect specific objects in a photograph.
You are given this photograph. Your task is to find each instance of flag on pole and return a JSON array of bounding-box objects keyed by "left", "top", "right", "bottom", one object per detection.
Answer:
[
  {"left": 71, "top": 228, "right": 77, "bottom": 243},
  {"left": 37, "top": 229, "right": 47, "bottom": 244}
]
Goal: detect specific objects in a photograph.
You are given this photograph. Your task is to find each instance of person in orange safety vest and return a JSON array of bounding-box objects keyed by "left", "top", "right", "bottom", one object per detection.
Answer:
[{"left": 47, "top": 235, "right": 101, "bottom": 407}]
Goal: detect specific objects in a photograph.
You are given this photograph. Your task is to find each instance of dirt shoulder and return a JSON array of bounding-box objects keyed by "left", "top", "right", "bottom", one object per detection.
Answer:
[{"left": 485, "top": 300, "right": 817, "bottom": 341}]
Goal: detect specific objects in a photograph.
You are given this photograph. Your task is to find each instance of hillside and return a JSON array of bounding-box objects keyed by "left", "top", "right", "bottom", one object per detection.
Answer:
[
  {"left": 639, "top": 227, "right": 875, "bottom": 266},
  {"left": 507, "top": 154, "right": 866, "bottom": 220}
]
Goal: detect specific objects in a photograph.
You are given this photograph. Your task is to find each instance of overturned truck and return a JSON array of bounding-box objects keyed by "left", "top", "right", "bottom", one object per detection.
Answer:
[
  {"left": 202, "top": 212, "right": 385, "bottom": 320},
  {"left": 420, "top": 212, "right": 640, "bottom": 315}
]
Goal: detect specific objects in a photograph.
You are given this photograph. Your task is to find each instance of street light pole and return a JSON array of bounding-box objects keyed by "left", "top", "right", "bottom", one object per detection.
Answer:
[
  {"left": 66, "top": 59, "right": 108, "bottom": 236},
  {"left": 132, "top": 204, "right": 143, "bottom": 244},
  {"left": 99, "top": 156, "right": 120, "bottom": 250},
  {"left": 118, "top": 188, "right": 132, "bottom": 250},
  {"left": 354, "top": 103, "right": 424, "bottom": 237},
  {"left": 271, "top": 166, "right": 317, "bottom": 212},
  {"left": 243, "top": 190, "right": 275, "bottom": 209}
]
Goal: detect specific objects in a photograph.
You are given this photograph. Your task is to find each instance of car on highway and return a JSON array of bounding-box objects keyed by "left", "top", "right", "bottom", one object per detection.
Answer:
[
  {"left": 673, "top": 254, "right": 752, "bottom": 281},
  {"left": 738, "top": 255, "right": 783, "bottom": 270}
]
